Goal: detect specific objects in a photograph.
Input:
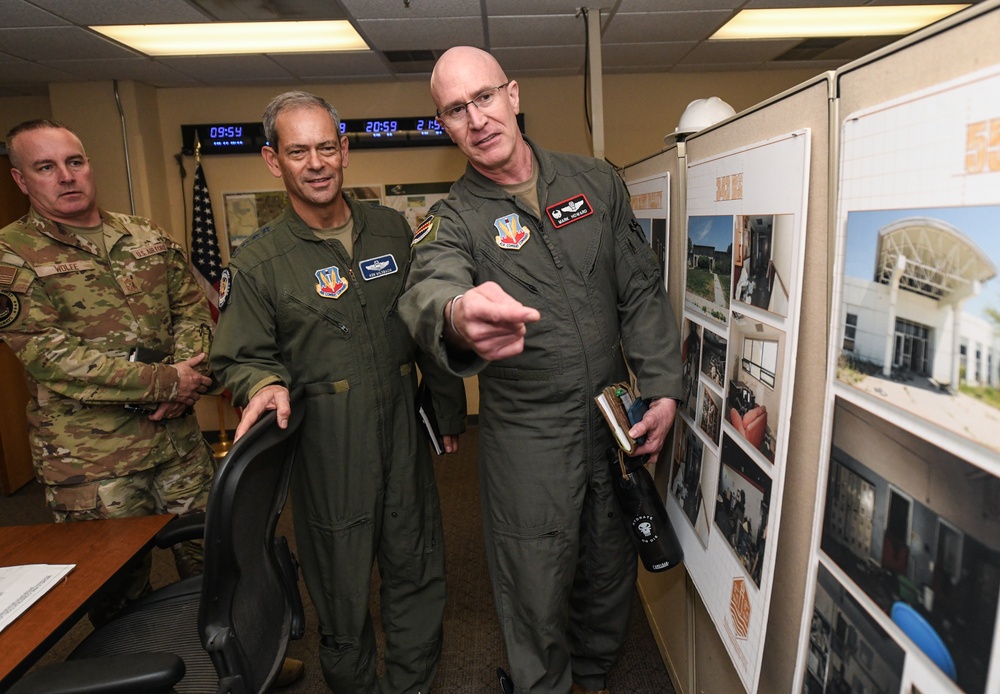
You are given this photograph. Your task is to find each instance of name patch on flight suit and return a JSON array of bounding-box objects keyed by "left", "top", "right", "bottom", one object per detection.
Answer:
[
  {"left": 315, "top": 265, "right": 349, "bottom": 299},
  {"left": 218, "top": 268, "right": 232, "bottom": 311},
  {"left": 494, "top": 212, "right": 530, "bottom": 250},
  {"left": 0, "top": 290, "right": 20, "bottom": 328},
  {"left": 359, "top": 254, "right": 398, "bottom": 281},
  {"left": 546, "top": 194, "right": 593, "bottom": 229}
]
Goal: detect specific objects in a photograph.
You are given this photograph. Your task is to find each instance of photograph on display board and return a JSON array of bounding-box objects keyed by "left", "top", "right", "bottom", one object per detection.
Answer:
[
  {"left": 635, "top": 217, "right": 668, "bottom": 279},
  {"left": 820, "top": 397, "right": 1000, "bottom": 693},
  {"left": 670, "top": 419, "right": 714, "bottom": 546},
  {"left": 837, "top": 205, "right": 1000, "bottom": 456},
  {"left": 701, "top": 328, "right": 728, "bottom": 388},
  {"left": 626, "top": 172, "right": 669, "bottom": 283},
  {"left": 343, "top": 185, "right": 383, "bottom": 204},
  {"left": 725, "top": 314, "right": 785, "bottom": 463},
  {"left": 686, "top": 215, "right": 734, "bottom": 326},
  {"left": 698, "top": 383, "right": 722, "bottom": 446},
  {"left": 803, "top": 562, "right": 905, "bottom": 694},
  {"left": 223, "top": 190, "right": 290, "bottom": 253},
  {"left": 681, "top": 319, "right": 702, "bottom": 421},
  {"left": 715, "top": 433, "right": 771, "bottom": 588},
  {"left": 384, "top": 181, "right": 452, "bottom": 232},
  {"left": 732, "top": 214, "right": 794, "bottom": 318}
]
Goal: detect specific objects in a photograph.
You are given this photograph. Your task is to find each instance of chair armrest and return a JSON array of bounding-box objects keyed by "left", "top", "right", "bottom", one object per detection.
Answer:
[
  {"left": 154, "top": 512, "right": 206, "bottom": 548},
  {"left": 7, "top": 652, "right": 184, "bottom": 694}
]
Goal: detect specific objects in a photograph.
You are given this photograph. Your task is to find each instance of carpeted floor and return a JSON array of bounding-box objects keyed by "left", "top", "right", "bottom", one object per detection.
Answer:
[{"left": 1, "top": 425, "right": 676, "bottom": 693}]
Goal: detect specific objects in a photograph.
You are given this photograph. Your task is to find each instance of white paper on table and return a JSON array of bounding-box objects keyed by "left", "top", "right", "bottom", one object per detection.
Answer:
[{"left": 0, "top": 564, "right": 75, "bottom": 633}]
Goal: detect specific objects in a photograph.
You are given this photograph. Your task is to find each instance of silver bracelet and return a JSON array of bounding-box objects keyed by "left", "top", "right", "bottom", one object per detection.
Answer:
[{"left": 448, "top": 293, "right": 465, "bottom": 336}]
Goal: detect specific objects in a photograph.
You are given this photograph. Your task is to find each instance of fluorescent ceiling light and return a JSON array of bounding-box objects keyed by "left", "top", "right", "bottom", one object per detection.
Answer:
[
  {"left": 711, "top": 5, "right": 969, "bottom": 40},
  {"left": 90, "top": 21, "right": 369, "bottom": 56}
]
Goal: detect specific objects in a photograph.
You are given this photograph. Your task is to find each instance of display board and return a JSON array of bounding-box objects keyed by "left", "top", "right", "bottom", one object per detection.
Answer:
[
  {"left": 798, "top": 5, "right": 1000, "bottom": 693},
  {"left": 626, "top": 172, "right": 670, "bottom": 289},
  {"left": 673, "top": 128, "right": 811, "bottom": 692}
]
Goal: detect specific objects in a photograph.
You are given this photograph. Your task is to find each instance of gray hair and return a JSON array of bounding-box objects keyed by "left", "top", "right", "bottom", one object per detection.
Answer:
[
  {"left": 262, "top": 91, "right": 340, "bottom": 150},
  {"left": 5, "top": 118, "right": 75, "bottom": 169}
]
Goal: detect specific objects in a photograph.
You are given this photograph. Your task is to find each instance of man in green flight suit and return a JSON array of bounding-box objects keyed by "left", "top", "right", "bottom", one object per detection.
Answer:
[
  {"left": 400, "top": 48, "right": 683, "bottom": 694},
  {"left": 210, "top": 91, "right": 467, "bottom": 694},
  {"left": 0, "top": 119, "right": 216, "bottom": 623}
]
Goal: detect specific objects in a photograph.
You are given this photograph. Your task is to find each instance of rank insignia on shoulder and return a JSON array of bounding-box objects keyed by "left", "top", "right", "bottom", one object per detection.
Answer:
[
  {"left": 546, "top": 193, "right": 593, "bottom": 229},
  {"left": 413, "top": 214, "right": 438, "bottom": 246},
  {"left": 360, "top": 253, "right": 398, "bottom": 281},
  {"left": 494, "top": 212, "right": 530, "bottom": 250},
  {"left": 315, "top": 265, "right": 349, "bottom": 299},
  {"left": 218, "top": 267, "right": 232, "bottom": 310},
  {"left": 0, "top": 290, "right": 20, "bottom": 329}
]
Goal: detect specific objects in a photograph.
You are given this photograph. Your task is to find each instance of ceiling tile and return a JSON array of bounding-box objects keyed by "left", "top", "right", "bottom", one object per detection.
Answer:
[
  {"left": 37, "top": 58, "right": 199, "bottom": 86},
  {"left": 604, "top": 42, "right": 698, "bottom": 68},
  {"left": 681, "top": 39, "right": 802, "bottom": 64},
  {"left": 357, "top": 17, "right": 484, "bottom": 50},
  {"left": 0, "top": 59, "right": 76, "bottom": 82},
  {"left": 489, "top": 15, "right": 587, "bottom": 47},
  {"left": 342, "top": 0, "right": 481, "bottom": 20},
  {"left": 158, "top": 55, "right": 296, "bottom": 83},
  {"left": 0, "top": 0, "right": 69, "bottom": 27},
  {"left": 602, "top": 11, "right": 732, "bottom": 43},
  {"left": 617, "top": 0, "right": 742, "bottom": 10},
  {"left": 269, "top": 52, "right": 393, "bottom": 79},
  {"left": 0, "top": 27, "right": 141, "bottom": 61},
  {"left": 486, "top": 0, "right": 585, "bottom": 16},
  {"left": 492, "top": 45, "right": 585, "bottom": 72},
  {"left": 28, "top": 0, "right": 211, "bottom": 24}
]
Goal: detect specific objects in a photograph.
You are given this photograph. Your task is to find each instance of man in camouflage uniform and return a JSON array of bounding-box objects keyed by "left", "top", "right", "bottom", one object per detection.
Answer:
[{"left": 0, "top": 119, "right": 216, "bottom": 622}]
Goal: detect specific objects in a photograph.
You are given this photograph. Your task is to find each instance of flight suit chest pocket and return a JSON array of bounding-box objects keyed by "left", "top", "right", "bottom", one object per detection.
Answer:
[{"left": 280, "top": 291, "right": 352, "bottom": 340}]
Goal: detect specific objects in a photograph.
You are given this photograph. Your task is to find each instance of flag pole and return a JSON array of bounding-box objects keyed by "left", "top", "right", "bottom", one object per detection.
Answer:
[{"left": 192, "top": 137, "right": 232, "bottom": 461}]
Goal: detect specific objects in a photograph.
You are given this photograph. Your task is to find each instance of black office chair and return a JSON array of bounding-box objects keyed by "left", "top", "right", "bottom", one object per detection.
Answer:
[{"left": 10, "top": 405, "right": 306, "bottom": 694}]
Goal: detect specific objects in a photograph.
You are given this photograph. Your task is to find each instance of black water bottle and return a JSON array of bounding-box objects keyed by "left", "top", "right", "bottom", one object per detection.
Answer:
[{"left": 611, "top": 453, "right": 684, "bottom": 572}]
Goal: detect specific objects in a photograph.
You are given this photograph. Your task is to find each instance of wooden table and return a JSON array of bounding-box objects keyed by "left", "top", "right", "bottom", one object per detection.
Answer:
[{"left": 0, "top": 514, "right": 174, "bottom": 688}]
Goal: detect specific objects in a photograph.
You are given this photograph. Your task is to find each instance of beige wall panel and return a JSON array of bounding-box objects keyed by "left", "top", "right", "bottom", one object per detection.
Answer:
[
  {"left": 838, "top": 6, "right": 1000, "bottom": 123},
  {"left": 0, "top": 96, "right": 52, "bottom": 142}
]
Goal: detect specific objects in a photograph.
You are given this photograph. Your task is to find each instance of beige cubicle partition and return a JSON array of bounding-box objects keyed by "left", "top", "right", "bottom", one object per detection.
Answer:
[
  {"left": 622, "top": 145, "right": 694, "bottom": 693},
  {"left": 624, "top": 70, "right": 835, "bottom": 693},
  {"left": 800, "top": 3, "right": 1000, "bottom": 694}
]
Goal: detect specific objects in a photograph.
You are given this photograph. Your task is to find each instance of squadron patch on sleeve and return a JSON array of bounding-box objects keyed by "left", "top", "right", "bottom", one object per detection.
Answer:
[
  {"left": 412, "top": 215, "right": 439, "bottom": 246},
  {"left": 218, "top": 267, "right": 232, "bottom": 311},
  {"left": 0, "top": 290, "right": 21, "bottom": 329}
]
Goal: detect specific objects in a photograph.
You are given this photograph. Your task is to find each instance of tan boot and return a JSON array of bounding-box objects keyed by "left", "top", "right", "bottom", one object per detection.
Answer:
[
  {"left": 275, "top": 657, "right": 305, "bottom": 687},
  {"left": 570, "top": 683, "right": 610, "bottom": 694}
]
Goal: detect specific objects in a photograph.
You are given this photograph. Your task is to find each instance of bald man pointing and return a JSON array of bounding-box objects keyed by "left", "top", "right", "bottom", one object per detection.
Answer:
[{"left": 400, "top": 47, "right": 683, "bottom": 694}]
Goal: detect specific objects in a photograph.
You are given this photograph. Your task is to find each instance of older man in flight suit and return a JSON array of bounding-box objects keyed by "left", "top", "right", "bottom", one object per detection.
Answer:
[{"left": 400, "top": 48, "right": 683, "bottom": 694}]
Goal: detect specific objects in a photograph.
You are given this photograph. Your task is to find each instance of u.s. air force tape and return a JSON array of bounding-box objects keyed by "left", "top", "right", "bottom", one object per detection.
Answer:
[{"left": 0, "top": 290, "right": 21, "bottom": 329}]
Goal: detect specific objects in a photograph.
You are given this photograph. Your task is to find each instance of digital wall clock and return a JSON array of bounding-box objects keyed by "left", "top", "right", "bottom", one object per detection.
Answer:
[{"left": 181, "top": 114, "right": 525, "bottom": 155}]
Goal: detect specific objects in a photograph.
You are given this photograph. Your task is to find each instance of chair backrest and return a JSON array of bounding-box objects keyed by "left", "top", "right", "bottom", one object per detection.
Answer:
[
  {"left": 890, "top": 601, "right": 957, "bottom": 682},
  {"left": 198, "top": 404, "right": 305, "bottom": 694}
]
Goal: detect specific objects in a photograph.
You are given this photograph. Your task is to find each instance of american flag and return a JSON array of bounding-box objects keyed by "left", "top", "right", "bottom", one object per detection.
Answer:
[{"left": 190, "top": 163, "right": 223, "bottom": 321}]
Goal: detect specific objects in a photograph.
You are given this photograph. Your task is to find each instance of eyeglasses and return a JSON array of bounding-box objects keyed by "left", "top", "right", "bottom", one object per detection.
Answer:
[{"left": 436, "top": 82, "right": 510, "bottom": 125}]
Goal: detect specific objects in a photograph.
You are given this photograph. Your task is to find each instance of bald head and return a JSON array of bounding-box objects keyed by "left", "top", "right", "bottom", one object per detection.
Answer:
[{"left": 430, "top": 46, "right": 508, "bottom": 111}]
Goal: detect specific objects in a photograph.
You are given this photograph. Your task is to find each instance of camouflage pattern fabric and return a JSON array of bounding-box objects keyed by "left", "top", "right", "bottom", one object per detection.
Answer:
[{"left": 0, "top": 207, "right": 215, "bottom": 487}]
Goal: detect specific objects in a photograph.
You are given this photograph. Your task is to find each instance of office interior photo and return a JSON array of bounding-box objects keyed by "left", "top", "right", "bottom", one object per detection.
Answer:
[{"left": 1, "top": 2, "right": 1000, "bottom": 693}]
